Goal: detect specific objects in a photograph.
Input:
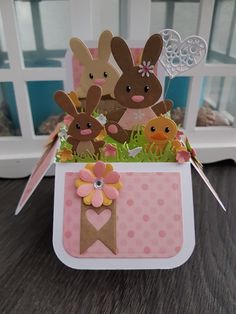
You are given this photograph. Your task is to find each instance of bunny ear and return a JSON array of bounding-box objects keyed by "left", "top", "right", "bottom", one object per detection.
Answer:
[
  {"left": 98, "top": 30, "right": 112, "bottom": 61},
  {"left": 85, "top": 85, "right": 102, "bottom": 115},
  {"left": 141, "top": 34, "right": 163, "bottom": 66},
  {"left": 70, "top": 37, "right": 93, "bottom": 65},
  {"left": 54, "top": 90, "right": 78, "bottom": 117},
  {"left": 111, "top": 37, "right": 134, "bottom": 72}
]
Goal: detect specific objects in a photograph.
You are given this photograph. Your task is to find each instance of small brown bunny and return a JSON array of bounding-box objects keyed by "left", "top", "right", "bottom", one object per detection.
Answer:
[
  {"left": 105, "top": 34, "right": 173, "bottom": 143},
  {"left": 70, "top": 30, "right": 120, "bottom": 98},
  {"left": 54, "top": 85, "right": 104, "bottom": 155}
]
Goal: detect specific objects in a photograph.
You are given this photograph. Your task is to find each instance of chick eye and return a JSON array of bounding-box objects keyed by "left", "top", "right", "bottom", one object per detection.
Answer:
[
  {"left": 126, "top": 85, "right": 131, "bottom": 92},
  {"left": 87, "top": 122, "right": 92, "bottom": 128},
  {"left": 104, "top": 72, "right": 108, "bottom": 78},
  {"left": 76, "top": 123, "right": 80, "bottom": 129},
  {"left": 150, "top": 126, "right": 156, "bottom": 132},
  {"left": 89, "top": 73, "right": 94, "bottom": 79},
  {"left": 165, "top": 127, "right": 170, "bottom": 133},
  {"left": 144, "top": 85, "right": 150, "bottom": 93}
]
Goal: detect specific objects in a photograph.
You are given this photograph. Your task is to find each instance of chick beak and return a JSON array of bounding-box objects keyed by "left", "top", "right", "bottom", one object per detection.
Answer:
[{"left": 150, "top": 131, "right": 168, "bottom": 141}]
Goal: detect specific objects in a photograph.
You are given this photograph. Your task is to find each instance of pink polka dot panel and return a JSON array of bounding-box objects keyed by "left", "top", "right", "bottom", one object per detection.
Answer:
[{"left": 63, "top": 172, "right": 183, "bottom": 258}]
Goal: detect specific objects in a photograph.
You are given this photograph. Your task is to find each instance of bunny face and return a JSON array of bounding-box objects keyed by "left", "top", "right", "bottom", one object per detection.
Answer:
[
  {"left": 70, "top": 30, "right": 120, "bottom": 98},
  {"left": 54, "top": 85, "right": 103, "bottom": 142},
  {"left": 114, "top": 66, "right": 162, "bottom": 109},
  {"left": 111, "top": 34, "right": 163, "bottom": 109},
  {"left": 80, "top": 60, "right": 119, "bottom": 96},
  {"left": 68, "top": 113, "right": 103, "bottom": 141}
]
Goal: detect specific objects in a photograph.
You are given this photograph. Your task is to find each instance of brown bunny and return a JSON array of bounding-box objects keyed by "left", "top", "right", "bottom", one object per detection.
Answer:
[
  {"left": 54, "top": 85, "right": 104, "bottom": 155},
  {"left": 105, "top": 34, "right": 173, "bottom": 143}
]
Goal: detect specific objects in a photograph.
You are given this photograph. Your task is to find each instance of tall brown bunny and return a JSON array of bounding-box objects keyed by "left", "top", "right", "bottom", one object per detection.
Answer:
[
  {"left": 54, "top": 86, "right": 104, "bottom": 155},
  {"left": 105, "top": 34, "right": 173, "bottom": 143},
  {"left": 70, "top": 30, "right": 120, "bottom": 98}
]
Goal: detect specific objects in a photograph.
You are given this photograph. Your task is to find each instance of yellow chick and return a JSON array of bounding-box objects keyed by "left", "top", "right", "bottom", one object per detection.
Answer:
[{"left": 144, "top": 116, "right": 185, "bottom": 154}]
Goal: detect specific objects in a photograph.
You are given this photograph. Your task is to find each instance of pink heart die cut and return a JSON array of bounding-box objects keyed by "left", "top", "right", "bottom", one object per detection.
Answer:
[{"left": 86, "top": 209, "right": 111, "bottom": 230}]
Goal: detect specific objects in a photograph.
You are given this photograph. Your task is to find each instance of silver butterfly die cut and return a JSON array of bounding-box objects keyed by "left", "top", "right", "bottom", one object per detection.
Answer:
[{"left": 159, "top": 29, "right": 207, "bottom": 79}]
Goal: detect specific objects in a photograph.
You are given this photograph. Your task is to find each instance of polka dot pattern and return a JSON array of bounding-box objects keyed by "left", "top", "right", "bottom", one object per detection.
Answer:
[{"left": 63, "top": 172, "right": 183, "bottom": 258}]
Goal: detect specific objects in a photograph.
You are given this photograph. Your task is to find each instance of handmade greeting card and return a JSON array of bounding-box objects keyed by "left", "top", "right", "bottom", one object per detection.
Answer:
[
  {"left": 53, "top": 161, "right": 194, "bottom": 269},
  {"left": 17, "top": 29, "right": 225, "bottom": 270}
]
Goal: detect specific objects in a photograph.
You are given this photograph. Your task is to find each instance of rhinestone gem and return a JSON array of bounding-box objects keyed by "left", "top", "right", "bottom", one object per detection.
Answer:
[{"left": 94, "top": 179, "right": 104, "bottom": 189}]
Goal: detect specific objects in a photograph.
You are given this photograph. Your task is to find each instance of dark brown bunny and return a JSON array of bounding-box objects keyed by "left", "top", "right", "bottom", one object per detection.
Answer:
[
  {"left": 105, "top": 34, "right": 173, "bottom": 143},
  {"left": 54, "top": 85, "right": 104, "bottom": 155}
]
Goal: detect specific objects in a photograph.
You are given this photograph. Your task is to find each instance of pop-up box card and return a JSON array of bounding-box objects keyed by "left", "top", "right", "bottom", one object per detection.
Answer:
[{"left": 17, "top": 30, "right": 225, "bottom": 270}]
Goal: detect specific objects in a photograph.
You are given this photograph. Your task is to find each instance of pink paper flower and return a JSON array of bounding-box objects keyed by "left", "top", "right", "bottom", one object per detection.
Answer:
[
  {"left": 138, "top": 60, "right": 154, "bottom": 77},
  {"left": 176, "top": 150, "right": 191, "bottom": 164},
  {"left": 75, "top": 161, "right": 122, "bottom": 208},
  {"left": 103, "top": 144, "right": 117, "bottom": 157},
  {"left": 175, "top": 130, "right": 184, "bottom": 140}
]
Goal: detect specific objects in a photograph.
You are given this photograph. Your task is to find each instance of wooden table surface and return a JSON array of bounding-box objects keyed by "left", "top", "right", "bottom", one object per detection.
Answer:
[{"left": 0, "top": 161, "right": 235, "bottom": 313}]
